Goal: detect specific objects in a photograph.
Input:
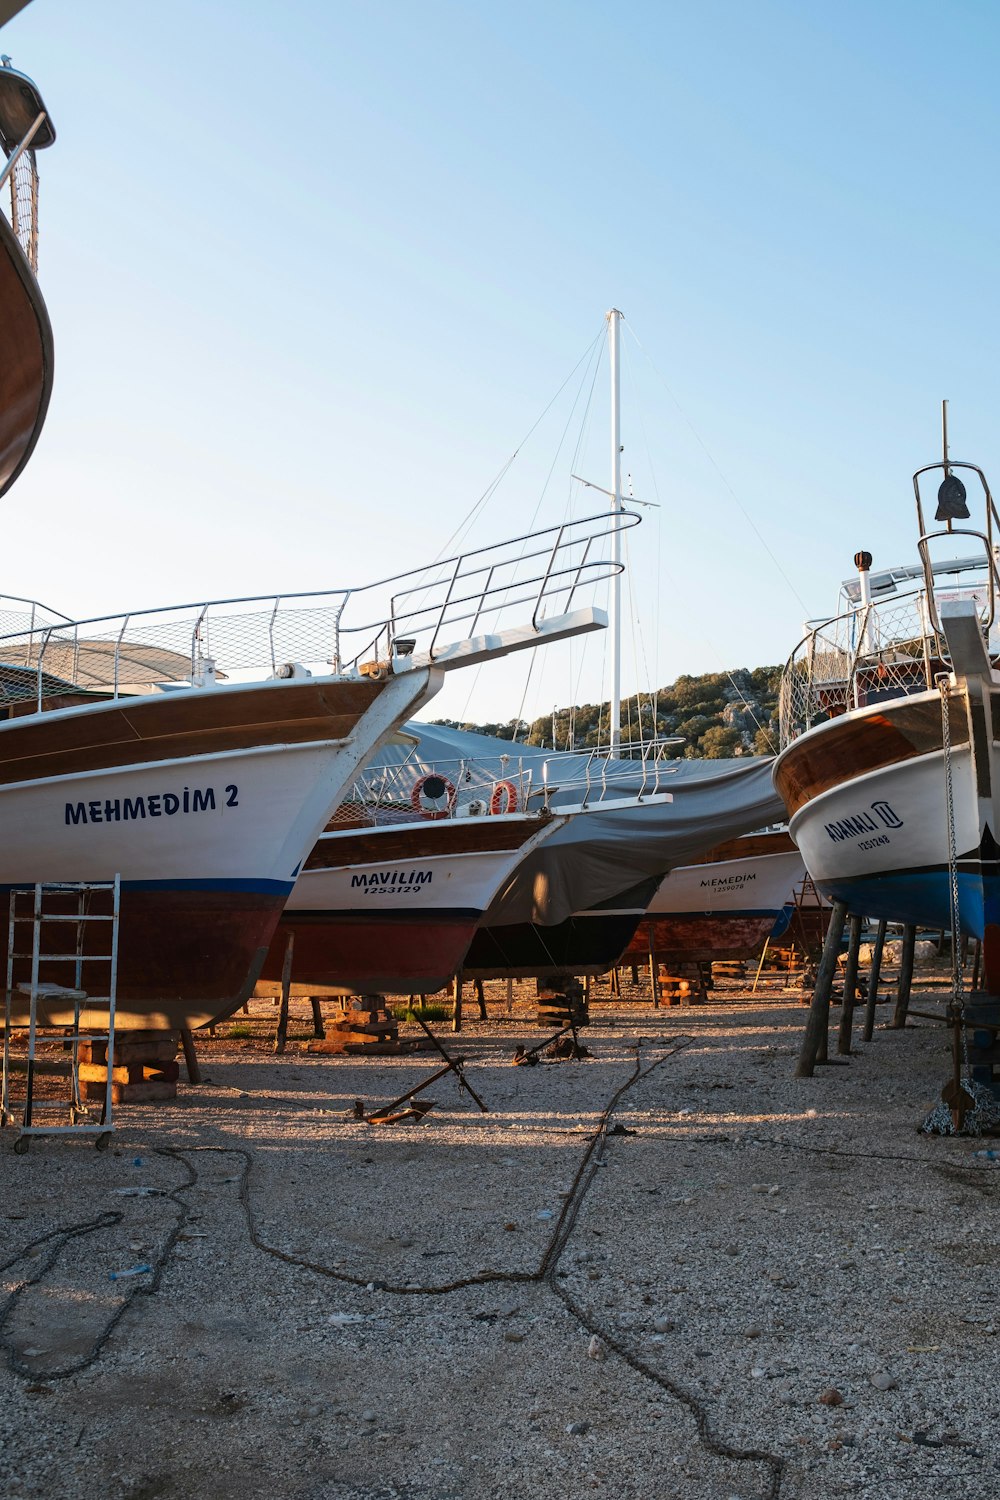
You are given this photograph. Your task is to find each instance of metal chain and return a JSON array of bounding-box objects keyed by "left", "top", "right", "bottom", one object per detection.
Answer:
[{"left": 937, "top": 673, "right": 970, "bottom": 1081}]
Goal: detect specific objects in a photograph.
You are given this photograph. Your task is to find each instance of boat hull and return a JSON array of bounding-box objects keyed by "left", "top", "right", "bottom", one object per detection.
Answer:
[
  {"left": 258, "top": 815, "right": 556, "bottom": 996},
  {"left": 774, "top": 688, "right": 987, "bottom": 935},
  {"left": 622, "top": 837, "right": 804, "bottom": 964},
  {"left": 0, "top": 209, "right": 52, "bottom": 499},
  {"left": 462, "top": 877, "right": 660, "bottom": 979},
  {"left": 0, "top": 672, "right": 441, "bottom": 1028}
]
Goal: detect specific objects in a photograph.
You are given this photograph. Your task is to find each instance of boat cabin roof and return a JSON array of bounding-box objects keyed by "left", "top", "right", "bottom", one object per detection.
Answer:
[
  {"left": 840, "top": 552, "right": 989, "bottom": 604},
  {"left": 0, "top": 64, "right": 55, "bottom": 154}
]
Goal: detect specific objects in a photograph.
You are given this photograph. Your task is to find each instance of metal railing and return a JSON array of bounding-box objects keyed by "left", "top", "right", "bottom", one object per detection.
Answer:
[
  {"left": 778, "top": 587, "right": 953, "bottom": 749},
  {"left": 327, "top": 741, "right": 682, "bottom": 829},
  {"left": 781, "top": 453, "right": 1000, "bottom": 750},
  {"left": 0, "top": 62, "right": 51, "bottom": 275},
  {"left": 0, "top": 508, "right": 637, "bottom": 710}
]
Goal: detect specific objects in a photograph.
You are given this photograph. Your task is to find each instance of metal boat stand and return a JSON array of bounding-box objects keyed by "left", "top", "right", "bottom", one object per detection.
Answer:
[
  {"left": 512, "top": 1016, "right": 590, "bottom": 1066},
  {"left": 355, "top": 1014, "right": 490, "bottom": 1124}
]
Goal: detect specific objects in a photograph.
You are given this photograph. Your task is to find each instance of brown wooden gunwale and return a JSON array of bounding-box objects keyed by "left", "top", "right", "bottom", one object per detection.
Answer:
[
  {"left": 775, "top": 695, "right": 968, "bottom": 818},
  {"left": 0, "top": 210, "right": 52, "bottom": 499},
  {"left": 0, "top": 678, "right": 383, "bottom": 784},
  {"left": 684, "top": 829, "right": 796, "bottom": 866},
  {"left": 304, "top": 814, "right": 549, "bottom": 869}
]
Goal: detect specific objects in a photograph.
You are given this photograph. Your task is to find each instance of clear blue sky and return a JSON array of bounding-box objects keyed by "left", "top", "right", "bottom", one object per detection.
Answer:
[{"left": 4, "top": 0, "right": 999, "bottom": 730}]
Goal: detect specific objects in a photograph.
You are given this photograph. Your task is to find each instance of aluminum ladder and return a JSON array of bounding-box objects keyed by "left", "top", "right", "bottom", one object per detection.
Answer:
[{"left": 1, "top": 877, "right": 121, "bottom": 1152}]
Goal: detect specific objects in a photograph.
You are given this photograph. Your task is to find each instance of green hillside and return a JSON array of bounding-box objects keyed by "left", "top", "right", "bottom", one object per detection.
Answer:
[{"left": 434, "top": 665, "right": 783, "bottom": 759}]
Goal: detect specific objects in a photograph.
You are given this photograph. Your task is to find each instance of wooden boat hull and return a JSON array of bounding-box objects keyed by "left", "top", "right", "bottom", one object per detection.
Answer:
[
  {"left": 258, "top": 814, "right": 560, "bottom": 996},
  {"left": 461, "top": 877, "right": 660, "bottom": 979},
  {"left": 0, "top": 670, "right": 441, "bottom": 1028},
  {"left": 621, "top": 834, "right": 804, "bottom": 964},
  {"left": 774, "top": 687, "right": 996, "bottom": 945},
  {"left": 0, "top": 210, "right": 52, "bottom": 499}
]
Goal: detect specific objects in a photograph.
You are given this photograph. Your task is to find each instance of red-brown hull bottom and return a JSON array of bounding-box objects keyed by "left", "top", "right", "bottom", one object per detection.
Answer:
[
  {"left": 3, "top": 885, "right": 287, "bottom": 1030},
  {"left": 258, "top": 912, "right": 480, "bottom": 996},
  {"left": 622, "top": 913, "right": 777, "bottom": 966}
]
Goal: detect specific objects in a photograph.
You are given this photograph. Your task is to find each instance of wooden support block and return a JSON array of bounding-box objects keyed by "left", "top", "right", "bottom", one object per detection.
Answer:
[
  {"left": 305, "top": 1035, "right": 352, "bottom": 1054},
  {"left": 83, "top": 1079, "right": 177, "bottom": 1104},
  {"left": 78, "top": 1037, "right": 178, "bottom": 1066},
  {"left": 327, "top": 1019, "right": 397, "bottom": 1037},
  {"left": 326, "top": 1028, "right": 394, "bottom": 1048},
  {"left": 78, "top": 1059, "right": 180, "bottom": 1086},
  {"left": 342, "top": 1038, "right": 434, "bottom": 1055}
]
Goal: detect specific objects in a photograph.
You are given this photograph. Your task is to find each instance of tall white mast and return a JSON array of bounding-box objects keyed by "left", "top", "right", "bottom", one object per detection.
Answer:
[{"left": 608, "top": 307, "right": 623, "bottom": 756}]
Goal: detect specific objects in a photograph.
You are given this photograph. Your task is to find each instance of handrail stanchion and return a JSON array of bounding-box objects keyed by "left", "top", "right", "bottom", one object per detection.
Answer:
[
  {"left": 36, "top": 626, "right": 53, "bottom": 712},
  {"left": 267, "top": 596, "right": 281, "bottom": 676},
  {"left": 426, "top": 555, "right": 465, "bottom": 662},
  {"left": 532, "top": 523, "right": 566, "bottom": 631},
  {"left": 114, "top": 616, "right": 130, "bottom": 700},
  {"left": 189, "top": 606, "right": 208, "bottom": 686}
]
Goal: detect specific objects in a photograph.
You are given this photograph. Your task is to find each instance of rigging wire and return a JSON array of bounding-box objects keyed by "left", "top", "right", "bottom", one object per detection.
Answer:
[
  {"left": 621, "top": 331, "right": 663, "bottom": 737},
  {"left": 620, "top": 322, "right": 779, "bottom": 754},
  {"left": 434, "top": 326, "right": 605, "bottom": 564},
  {"left": 450, "top": 330, "right": 607, "bottom": 733},
  {"left": 623, "top": 318, "right": 809, "bottom": 615}
]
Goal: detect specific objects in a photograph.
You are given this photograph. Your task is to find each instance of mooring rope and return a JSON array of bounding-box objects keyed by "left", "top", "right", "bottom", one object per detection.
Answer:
[{"left": 0, "top": 1156, "right": 196, "bottom": 1380}]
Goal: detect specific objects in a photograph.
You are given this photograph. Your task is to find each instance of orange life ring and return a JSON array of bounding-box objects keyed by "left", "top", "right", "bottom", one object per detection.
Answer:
[
  {"left": 490, "top": 779, "right": 519, "bottom": 815},
  {"left": 411, "top": 773, "right": 457, "bottom": 820}
]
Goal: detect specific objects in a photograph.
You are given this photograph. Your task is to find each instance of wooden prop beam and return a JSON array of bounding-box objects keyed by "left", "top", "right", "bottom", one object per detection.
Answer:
[
  {"left": 862, "top": 917, "right": 887, "bottom": 1042},
  {"left": 796, "top": 899, "right": 848, "bottom": 1078},
  {"left": 890, "top": 924, "right": 916, "bottom": 1028},
  {"left": 837, "top": 913, "right": 864, "bottom": 1055}
]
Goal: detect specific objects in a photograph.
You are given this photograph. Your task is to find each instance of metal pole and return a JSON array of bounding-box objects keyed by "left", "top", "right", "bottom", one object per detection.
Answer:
[
  {"left": 608, "top": 308, "right": 623, "bottom": 756},
  {"left": 862, "top": 917, "right": 887, "bottom": 1041},
  {"left": 855, "top": 550, "right": 874, "bottom": 657},
  {"left": 942, "top": 399, "right": 952, "bottom": 535}
]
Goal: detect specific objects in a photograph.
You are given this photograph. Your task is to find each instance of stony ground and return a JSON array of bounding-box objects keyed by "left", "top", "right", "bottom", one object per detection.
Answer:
[{"left": 0, "top": 973, "right": 996, "bottom": 1500}]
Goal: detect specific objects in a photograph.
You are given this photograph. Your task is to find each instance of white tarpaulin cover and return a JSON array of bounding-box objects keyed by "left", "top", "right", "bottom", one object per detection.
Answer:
[{"left": 363, "top": 724, "right": 786, "bottom": 927}]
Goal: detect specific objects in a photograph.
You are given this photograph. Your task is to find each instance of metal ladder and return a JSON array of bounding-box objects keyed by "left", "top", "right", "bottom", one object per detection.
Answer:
[{"left": 1, "top": 877, "right": 121, "bottom": 1153}]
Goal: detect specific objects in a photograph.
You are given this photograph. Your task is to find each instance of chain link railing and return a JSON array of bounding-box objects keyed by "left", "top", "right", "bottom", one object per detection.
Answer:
[
  {"left": 778, "top": 588, "right": 941, "bottom": 748},
  {"left": 6, "top": 146, "right": 38, "bottom": 271}
]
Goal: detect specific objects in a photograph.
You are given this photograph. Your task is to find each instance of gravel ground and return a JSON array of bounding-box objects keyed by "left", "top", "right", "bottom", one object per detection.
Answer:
[{"left": 0, "top": 974, "right": 996, "bottom": 1500}]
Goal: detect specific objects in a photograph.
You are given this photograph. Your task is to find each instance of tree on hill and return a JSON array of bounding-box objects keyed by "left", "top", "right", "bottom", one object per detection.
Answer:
[{"left": 434, "top": 664, "right": 783, "bottom": 758}]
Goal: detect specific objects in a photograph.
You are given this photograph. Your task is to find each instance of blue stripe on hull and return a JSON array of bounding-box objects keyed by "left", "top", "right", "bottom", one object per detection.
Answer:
[{"left": 816, "top": 870, "right": 993, "bottom": 938}]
